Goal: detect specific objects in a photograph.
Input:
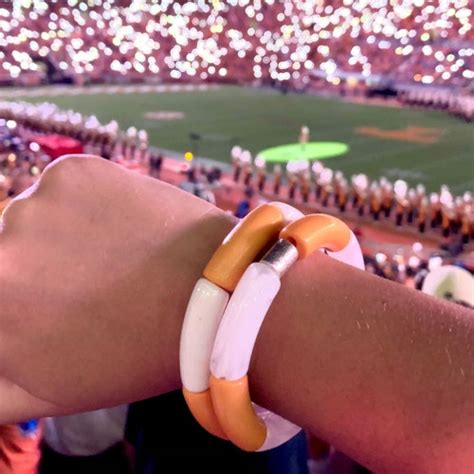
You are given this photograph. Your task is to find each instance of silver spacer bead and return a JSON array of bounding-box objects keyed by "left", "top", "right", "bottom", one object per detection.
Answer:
[{"left": 261, "top": 239, "right": 299, "bottom": 278}]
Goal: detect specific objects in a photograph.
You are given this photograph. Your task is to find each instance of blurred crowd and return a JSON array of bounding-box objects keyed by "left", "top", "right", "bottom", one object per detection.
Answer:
[
  {"left": 0, "top": 100, "right": 166, "bottom": 222},
  {"left": 0, "top": 116, "right": 43, "bottom": 204},
  {"left": 0, "top": 0, "right": 472, "bottom": 90},
  {"left": 364, "top": 248, "right": 469, "bottom": 294},
  {"left": 0, "top": 99, "right": 162, "bottom": 164}
]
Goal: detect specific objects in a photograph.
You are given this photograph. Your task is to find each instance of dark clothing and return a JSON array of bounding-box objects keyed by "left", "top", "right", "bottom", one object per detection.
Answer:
[
  {"left": 126, "top": 390, "right": 309, "bottom": 474},
  {"left": 39, "top": 442, "right": 130, "bottom": 474}
]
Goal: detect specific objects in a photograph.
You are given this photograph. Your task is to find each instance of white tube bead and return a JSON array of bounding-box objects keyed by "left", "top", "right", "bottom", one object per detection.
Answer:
[
  {"left": 269, "top": 201, "right": 304, "bottom": 224},
  {"left": 326, "top": 231, "right": 365, "bottom": 270},
  {"left": 211, "top": 262, "right": 281, "bottom": 381},
  {"left": 180, "top": 278, "right": 229, "bottom": 392},
  {"left": 254, "top": 404, "right": 302, "bottom": 451}
]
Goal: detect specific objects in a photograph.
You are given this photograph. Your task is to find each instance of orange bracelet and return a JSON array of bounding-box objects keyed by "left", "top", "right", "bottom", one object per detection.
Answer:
[
  {"left": 180, "top": 202, "right": 303, "bottom": 438},
  {"left": 209, "top": 214, "right": 364, "bottom": 451}
]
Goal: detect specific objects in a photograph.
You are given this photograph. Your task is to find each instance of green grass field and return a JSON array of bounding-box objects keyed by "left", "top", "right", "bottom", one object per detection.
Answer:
[{"left": 13, "top": 85, "right": 473, "bottom": 192}]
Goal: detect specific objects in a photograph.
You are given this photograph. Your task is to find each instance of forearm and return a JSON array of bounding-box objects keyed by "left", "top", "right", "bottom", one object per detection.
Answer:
[
  {"left": 5, "top": 213, "right": 472, "bottom": 471},
  {"left": 251, "top": 255, "right": 474, "bottom": 472}
]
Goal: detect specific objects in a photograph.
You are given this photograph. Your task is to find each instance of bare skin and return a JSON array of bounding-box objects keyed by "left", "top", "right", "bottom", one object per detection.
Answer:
[{"left": 0, "top": 156, "right": 473, "bottom": 473}]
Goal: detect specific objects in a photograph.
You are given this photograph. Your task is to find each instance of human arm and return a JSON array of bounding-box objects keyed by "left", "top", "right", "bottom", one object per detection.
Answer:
[{"left": 0, "top": 155, "right": 472, "bottom": 472}]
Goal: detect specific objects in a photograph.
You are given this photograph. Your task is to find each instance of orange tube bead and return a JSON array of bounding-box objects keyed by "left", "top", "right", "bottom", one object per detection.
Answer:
[
  {"left": 210, "top": 374, "right": 267, "bottom": 452},
  {"left": 280, "top": 214, "right": 351, "bottom": 258},
  {"left": 182, "top": 388, "right": 228, "bottom": 439},
  {"left": 203, "top": 204, "right": 284, "bottom": 291}
]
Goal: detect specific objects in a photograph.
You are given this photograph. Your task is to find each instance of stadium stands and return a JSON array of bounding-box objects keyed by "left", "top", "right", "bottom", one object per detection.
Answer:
[{"left": 0, "top": 0, "right": 472, "bottom": 90}]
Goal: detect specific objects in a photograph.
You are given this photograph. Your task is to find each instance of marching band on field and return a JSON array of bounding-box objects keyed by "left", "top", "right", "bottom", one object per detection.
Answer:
[
  {"left": 1, "top": 100, "right": 473, "bottom": 246},
  {"left": 231, "top": 145, "right": 474, "bottom": 244}
]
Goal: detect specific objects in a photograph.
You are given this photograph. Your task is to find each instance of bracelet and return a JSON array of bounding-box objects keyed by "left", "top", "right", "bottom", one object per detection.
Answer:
[
  {"left": 180, "top": 202, "right": 303, "bottom": 438},
  {"left": 209, "top": 214, "right": 364, "bottom": 451}
]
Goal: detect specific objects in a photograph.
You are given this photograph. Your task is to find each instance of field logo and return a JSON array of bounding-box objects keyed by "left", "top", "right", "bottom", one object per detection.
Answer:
[
  {"left": 355, "top": 126, "right": 444, "bottom": 144},
  {"left": 144, "top": 111, "right": 185, "bottom": 120}
]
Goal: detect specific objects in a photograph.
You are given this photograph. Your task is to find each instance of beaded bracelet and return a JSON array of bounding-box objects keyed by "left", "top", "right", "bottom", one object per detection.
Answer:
[
  {"left": 180, "top": 202, "right": 303, "bottom": 439},
  {"left": 209, "top": 214, "right": 364, "bottom": 451}
]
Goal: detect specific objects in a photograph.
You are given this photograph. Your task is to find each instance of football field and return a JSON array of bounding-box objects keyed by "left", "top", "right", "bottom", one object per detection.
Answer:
[{"left": 8, "top": 85, "right": 473, "bottom": 193}]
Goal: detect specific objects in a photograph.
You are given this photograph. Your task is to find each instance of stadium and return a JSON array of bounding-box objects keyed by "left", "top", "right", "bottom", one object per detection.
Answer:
[{"left": 0, "top": 1, "right": 473, "bottom": 473}]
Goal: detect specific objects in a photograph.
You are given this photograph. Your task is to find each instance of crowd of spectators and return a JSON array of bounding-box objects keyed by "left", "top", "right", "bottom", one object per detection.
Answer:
[
  {"left": 0, "top": 99, "right": 159, "bottom": 163},
  {"left": 0, "top": 117, "right": 43, "bottom": 202},
  {"left": 0, "top": 0, "right": 472, "bottom": 90},
  {"left": 366, "top": 248, "right": 454, "bottom": 289}
]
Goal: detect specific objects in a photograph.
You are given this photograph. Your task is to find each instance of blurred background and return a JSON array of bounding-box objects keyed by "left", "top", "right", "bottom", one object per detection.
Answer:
[{"left": 0, "top": 1, "right": 472, "bottom": 473}]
